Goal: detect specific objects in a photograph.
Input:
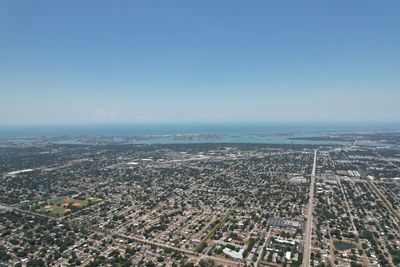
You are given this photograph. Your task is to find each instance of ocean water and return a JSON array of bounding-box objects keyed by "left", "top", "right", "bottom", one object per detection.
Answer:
[
  {"left": 0, "top": 123, "right": 400, "bottom": 144},
  {"left": 0, "top": 122, "right": 399, "bottom": 139}
]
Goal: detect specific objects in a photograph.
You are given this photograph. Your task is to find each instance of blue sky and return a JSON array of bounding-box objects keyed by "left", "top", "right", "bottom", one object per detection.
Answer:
[{"left": 0, "top": 0, "right": 399, "bottom": 124}]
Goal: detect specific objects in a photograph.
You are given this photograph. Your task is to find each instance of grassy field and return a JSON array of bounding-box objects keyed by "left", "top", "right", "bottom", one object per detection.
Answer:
[{"left": 40, "top": 196, "right": 102, "bottom": 217}]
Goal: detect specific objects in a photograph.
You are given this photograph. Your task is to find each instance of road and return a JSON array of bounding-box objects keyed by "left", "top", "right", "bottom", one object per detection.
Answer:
[
  {"left": 368, "top": 180, "right": 400, "bottom": 222},
  {"left": 0, "top": 204, "right": 60, "bottom": 221},
  {"left": 303, "top": 149, "right": 317, "bottom": 267},
  {"left": 255, "top": 223, "right": 273, "bottom": 266},
  {"left": 337, "top": 179, "right": 358, "bottom": 235},
  {"left": 255, "top": 199, "right": 283, "bottom": 267},
  {"left": 90, "top": 228, "right": 241, "bottom": 266},
  {"left": 1, "top": 202, "right": 240, "bottom": 266}
]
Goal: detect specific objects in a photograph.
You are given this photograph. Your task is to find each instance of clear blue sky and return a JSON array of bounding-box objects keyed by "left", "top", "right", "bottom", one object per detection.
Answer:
[{"left": 1, "top": 0, "right": 399, "bottom": 124}]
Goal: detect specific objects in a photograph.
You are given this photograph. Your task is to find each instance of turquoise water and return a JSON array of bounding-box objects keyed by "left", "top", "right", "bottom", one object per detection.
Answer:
[
  {"left": 50, "top": 134, "right": 400, "bottom": 146},
  {"left": 1, "top": 122, "right": 399, "bottom": 145},
  {"left": 1, "top": 122, "right": 399, "bottom": 138},
  {"left": 52, "top": 133, "right": 351, "bottom": 145},
  {"left": 128, "top": 134, "right": 351, "bottom": 145}
]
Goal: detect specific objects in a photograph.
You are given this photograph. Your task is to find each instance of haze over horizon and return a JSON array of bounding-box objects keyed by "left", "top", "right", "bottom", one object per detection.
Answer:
[{"left": 1, "top": 1, "right": 400, "bottom": 124}]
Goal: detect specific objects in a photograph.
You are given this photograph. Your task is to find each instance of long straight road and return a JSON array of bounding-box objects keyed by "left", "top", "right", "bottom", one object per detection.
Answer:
[
  {"left": 1, "top": 202, "right": 241, "bottom": 267},
  {"left": 255, "top": 201, "right": 282, "bottom": 267},
  {"left": 303, "top": 149, "right": 317, "bottom": 267}
]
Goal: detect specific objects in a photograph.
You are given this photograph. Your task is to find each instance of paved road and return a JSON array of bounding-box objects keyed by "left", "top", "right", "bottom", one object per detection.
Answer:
[
  {"left": 0, "top": 204, "right": 60, "bottom": 221},
  {"left": 368, "top": 181, "right": 400, "bottom": 222},
  {"left": 94, "top": 229, "right": 241, "bottom": 266},
  {"left": 1, "top": 202, "right": 240, "bottom": 266},
  {"left": 337, "top": 179, "right": 359, "bottom": 235},
  {"left": 255, "top": 200, "right": 282, "bottom": 267},
  {"left": 255, "top": 227, "right": 272, "bottom": 267},
  {"left": 303, "top": 150, "right": 317, "bottom": 267}
]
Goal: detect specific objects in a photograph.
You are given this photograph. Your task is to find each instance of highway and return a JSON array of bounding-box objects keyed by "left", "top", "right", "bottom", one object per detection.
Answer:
[{"left": 303, "top": 149, "right": 317, "bottom": 267}]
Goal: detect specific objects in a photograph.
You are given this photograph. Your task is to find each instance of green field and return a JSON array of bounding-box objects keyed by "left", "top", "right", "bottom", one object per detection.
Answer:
[{"left": 39, "top": 196, "right": 102, "bottom": 217}]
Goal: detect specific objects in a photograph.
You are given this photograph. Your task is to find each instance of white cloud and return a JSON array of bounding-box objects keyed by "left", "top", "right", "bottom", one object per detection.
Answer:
[{"left": 93, "top": 108, "right": 119, "bottom": 120}]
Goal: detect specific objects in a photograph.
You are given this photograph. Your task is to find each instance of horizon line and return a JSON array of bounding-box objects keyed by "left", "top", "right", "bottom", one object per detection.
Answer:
[{"left": 1, "top": 121, "right": 400, "bottom": 127}]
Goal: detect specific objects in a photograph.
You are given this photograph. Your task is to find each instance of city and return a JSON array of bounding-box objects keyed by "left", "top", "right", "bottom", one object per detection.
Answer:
[{"left": 1, "top": 132, "right": 399, "bottom": 266}]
